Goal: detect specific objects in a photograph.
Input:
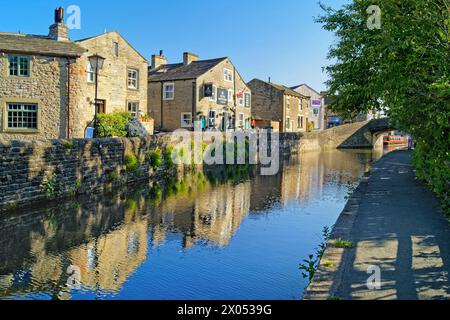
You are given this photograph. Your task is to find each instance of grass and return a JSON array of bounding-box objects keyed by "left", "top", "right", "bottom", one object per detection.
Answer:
[
  {"left": 63, "top": 141, "right": 75, "bottom": 149},
  {"left": 333, "top": 239, "right": 354, "bottom": 249},
  {"left": 147, "top": 149, "right": 162, "bottom": 170},
  {"left": 322, "top": 261, "right": 335, "bottom": 268},
  {"left": 124, "top": 153, "right": 139, "bottom": 171}
]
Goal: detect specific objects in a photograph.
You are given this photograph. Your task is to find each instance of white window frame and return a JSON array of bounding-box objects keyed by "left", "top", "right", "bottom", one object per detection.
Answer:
[
  {"left": 6, "top": 103, "right": 38, "bottom": 130},
  {"left": 224, "top": 68, "right": 233, "bottom": 82},
  {"left": 286, "top": 96, "right": 291, "bottom": 109},
  {"left": 87, "top": 61, "right": 95, "bottom": 83},
  {"left": 163, "top": 83, "right": 175, "bottom": 100},
  {"left": 209, "top": 84, "right": 217, "bottom": 102},
  {"left": 238, "top": 113, "right": 245, "bottom": 128},
  {"left": 208, "top": 110, "right": 217, "bottom": 127},
  {"left": 127, "top": 101, "right": 139, "bottom": 118},
  {"left": 244, "top": 92, "right": 251, "bottom": 108},
  {"left": 286, "top": 116, "right": 291, "bottom": 130},
  {"left": 298, "top": 115, "right": 303, "bottom": 129},
  {"left": 9, "top": 56, "right": 30, "bottom": 77},
  {"left": 181, "top": 112, "right": 193, "bottom": 128},
  {"left": 127, "top": 68, "right": 139, "bottom": 89},
  {"left": 299, "top": 98, "right": 303, "bottom": 111}
]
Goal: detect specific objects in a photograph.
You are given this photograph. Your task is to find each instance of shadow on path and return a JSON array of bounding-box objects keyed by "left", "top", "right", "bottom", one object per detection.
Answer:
[{"left": 338, "top": 151, "right": 450, "bottom": 300}]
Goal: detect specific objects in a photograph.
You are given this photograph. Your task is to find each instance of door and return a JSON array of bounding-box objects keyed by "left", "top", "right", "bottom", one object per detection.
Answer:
[
  {"left": 96, "top": 100, "right": 106, "bottom": 114},
  {"left": 222, "top": 112, "right": 228, "bottom": 131}
]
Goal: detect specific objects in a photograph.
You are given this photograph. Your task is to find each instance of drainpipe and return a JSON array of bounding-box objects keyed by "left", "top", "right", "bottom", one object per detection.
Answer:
[
  {"left": 160, "top": 81, "right": 164, "bottom": 131},
  {"left": 192, "top": 80, "right": 197, "bottom": 131},
  {"left": 233, "top": 66, "right": 237, "bottom": 132},
  {"left": 66, "top": 57, "right": 72, "bottom": 139}
]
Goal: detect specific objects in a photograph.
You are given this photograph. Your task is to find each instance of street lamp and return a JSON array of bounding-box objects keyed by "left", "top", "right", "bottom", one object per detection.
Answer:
[{"left": 88, "top": 54, "right": 105, "bottom": 138}]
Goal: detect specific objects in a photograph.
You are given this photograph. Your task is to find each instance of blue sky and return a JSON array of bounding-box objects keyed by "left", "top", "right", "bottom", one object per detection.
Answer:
[{"left": 0, "top": 0, "right": 348, "bottom": 91}]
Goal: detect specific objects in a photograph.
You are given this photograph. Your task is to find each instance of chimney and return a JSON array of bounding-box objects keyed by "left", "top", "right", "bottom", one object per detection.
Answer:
[
  {"left": 183, "top": 52, "right": 199, "bottom": 66},
  {"left": 48, "top": 7, "right": 69, "bottom": 41},
  {"left": 151, "top": 51, "right": 168, "bottom": 69}
]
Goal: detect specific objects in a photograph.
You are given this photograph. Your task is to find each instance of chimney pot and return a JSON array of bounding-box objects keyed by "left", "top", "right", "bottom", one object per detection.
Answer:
[
  {"left": 55, "top": 7, "right": 64, "bottom": 23},
  {"left": 49, "top": 7, "right": 69, "bottom": 41}
]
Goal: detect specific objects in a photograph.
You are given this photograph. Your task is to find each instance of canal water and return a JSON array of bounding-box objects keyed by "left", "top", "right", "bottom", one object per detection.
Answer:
[{"left": 0, "top": 149, "right": 384, "bottom": 300}]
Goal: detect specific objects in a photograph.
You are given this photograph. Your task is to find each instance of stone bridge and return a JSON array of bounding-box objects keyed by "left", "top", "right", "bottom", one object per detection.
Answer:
[{"left": 338, "top": 118, "right": 395, "bottom": 149}]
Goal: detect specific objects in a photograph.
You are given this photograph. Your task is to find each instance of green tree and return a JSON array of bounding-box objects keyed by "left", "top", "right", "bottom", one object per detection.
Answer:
[{"left": 317, "top": 0, "right": 450, "bottom": 212}]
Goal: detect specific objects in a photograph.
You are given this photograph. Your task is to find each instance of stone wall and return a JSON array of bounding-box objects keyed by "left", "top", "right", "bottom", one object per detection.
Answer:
[
  {"left": 148, "top": 58, "right": 251, "bottom": 132},
  {"left": 0, "top": 134, "right": 183, "bottom": 212},
  {"left": 0, "top": 54, "right": 70, "bottom": 141},
  {"left": 70, "top": 31, "right": 148, "bottom": 138},
  {"left": 247, "top": 79, "right": 310, "bottom": 133},
  {"left": 248, "top": 79, "right": 284, "bottom": 123},
  {"left": 0, "top": 122, "right": 370, "bottom": 212}
]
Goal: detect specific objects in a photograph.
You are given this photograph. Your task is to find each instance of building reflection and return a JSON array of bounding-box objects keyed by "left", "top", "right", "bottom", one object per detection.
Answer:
[{"left": 0, "top": 149, "right": 378, "bottom": 299}]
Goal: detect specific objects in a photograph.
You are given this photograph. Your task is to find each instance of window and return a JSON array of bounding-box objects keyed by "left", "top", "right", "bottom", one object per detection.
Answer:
[
  {"left": 87, "top": 61, "right": 95, "bottom": 83},
  {"left": 298, "top": 115, "right": 303, "bottom": 129},
  {"left": 286, "top": 117, "right": 291, "bottom": 130},
  {"left": 224, "top": 68, "right": 233, "bottom": 82},
  {"left": 181, "top": 113, "right": 193, "bottom": 128},
  {"left": 228, "top": 89, "right": 233, "bottom": 105},
  {"left": 9, "top": 56, "right": 30, "bottom": 77},
  {"left": 286, "top": 96, "right": 291, "bottom": 109},
  {"left": 208, "top": 110, "right": 216, "bottom": 127},
  {"left": 163, "top": 83, "right": 174, "bottom": 100},
  {"left": 299, "top": 98, "right": 303, "bottom": 111},
  {"left": 128, "top": 69, "right": 139, "bottom": 89},
  {"left": 244, "top": 93, "right": 251, "bottom": 108},
  {"left": 208, "top": 85, "right": 217, "bottom": 102},
  {"left": 313, "top": 108, "right": 319, "bottom": 115},
  {"left": 238, "top": 113, "right": 244, "bottom": 128},
  {"left": 6, "top": 103, "right": 38, "bottom": 129},
  {"left": 113, "top": 42, "right": 119, "bottom": 57},
  {"left": 127, "top": 102, "right": 139, "bottom": 118}
]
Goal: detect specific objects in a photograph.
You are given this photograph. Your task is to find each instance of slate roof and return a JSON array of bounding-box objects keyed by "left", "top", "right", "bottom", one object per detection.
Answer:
[
  {"left": 0, "top": 33, "right": 86, "bottom": 57},
  {"left": 250, "top": 79, "right": 304, "bottom": 98},
  {"left": 148, "top": 57, "right": 227, "bottom": 82},
  {"left": 269, "top": 82, "right": 304, "bottom": 98},
  {"left": 290, "top": 83, "right": 321, "bottom": 96}
]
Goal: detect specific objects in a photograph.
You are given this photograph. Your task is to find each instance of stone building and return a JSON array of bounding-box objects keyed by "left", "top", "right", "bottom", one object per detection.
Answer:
[
  {"left": 291, "top": 84, "right": 325, "bottom": 131},
  {"left": 0, "top": 9, "right": 85, "bottom": 142},
  {"left": 0, "top": 8, "right": 149, "bottom": 142},
  {"left": 148, "top": 52, "right": 251, "bottom": 132},
  {"left": 71, "top": 32, "right": 148, "bottom": 138},
  {"left": 247, "top": 79, "right": 310, "bottom": 133}
]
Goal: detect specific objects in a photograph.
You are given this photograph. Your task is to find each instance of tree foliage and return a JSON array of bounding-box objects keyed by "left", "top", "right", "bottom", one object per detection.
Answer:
[{"left": 317, "top": 0, "right": 450, "bottom": 212}]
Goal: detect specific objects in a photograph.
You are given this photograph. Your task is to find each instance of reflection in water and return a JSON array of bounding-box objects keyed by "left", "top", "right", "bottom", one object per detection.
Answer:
[{"left": 0, "top": 149, "right": 383, "bottom": 300}]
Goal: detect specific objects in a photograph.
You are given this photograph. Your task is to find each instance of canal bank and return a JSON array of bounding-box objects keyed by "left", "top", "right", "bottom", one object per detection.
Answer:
[
  {"left": 0, "top": 121, "right": 372, "bottom": 213},
  {"left": 304, "top": 150, "right": 450, "bottom": 300},
  {"left": 0, "top": 149, "right": 376, "bottom": 300}
]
